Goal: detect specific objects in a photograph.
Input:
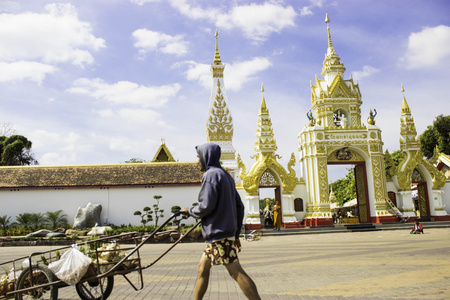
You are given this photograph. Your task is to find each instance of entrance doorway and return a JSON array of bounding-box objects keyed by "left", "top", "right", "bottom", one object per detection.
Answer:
[
  {"left": 411, "top": 168, "right": 430, "bottom": 219},
  {"left": 259, "top": 186, "right": 281, "bottom": 229},
  {"left": 328, "top": 162, "right": 370, "bottom": 224}
]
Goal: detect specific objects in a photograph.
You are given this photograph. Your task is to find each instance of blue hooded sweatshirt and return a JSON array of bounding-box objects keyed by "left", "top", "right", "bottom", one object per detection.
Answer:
[{"left": 188, "top": 143, "right": 244, "bottom": 242}]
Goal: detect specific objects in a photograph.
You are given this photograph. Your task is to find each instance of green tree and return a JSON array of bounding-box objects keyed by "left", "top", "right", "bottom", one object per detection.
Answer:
[
  {"left": 152, "top": 195, "right": 164, "bottom": 227},
  {"left": 0, "top": 215, "right": 11, "bottom": 232},
  {"left": 331, "top": 168, "right": 357, "bottom": 207},
  {"left": 420, "top": 115, "right": 450, "bottom": 158},
  {"left": 124, "top": 158, "right": 148, "bottom": 163},
  {"left": 45, "top": 210, "right": 68, "bottom": 230},
  {"left": 0, "top": 135, "right": 38, "bottom": 166},
  {"left": 134, "top": 207, "right": 153, "bottom": 227},
  {"left": 171, "top": 206, "right": 182, "bottom": 227},
  {"left": 30, "top": 213, "right": 47, "bottom": 231},
  {"left": 14, "top": 213, "right": 33, "bottom": 230}
]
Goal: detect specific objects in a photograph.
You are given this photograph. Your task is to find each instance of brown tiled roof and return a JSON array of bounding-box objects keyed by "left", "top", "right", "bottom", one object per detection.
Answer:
[{"left": 0, "top": 162, "right": 203, "bottom": 189}]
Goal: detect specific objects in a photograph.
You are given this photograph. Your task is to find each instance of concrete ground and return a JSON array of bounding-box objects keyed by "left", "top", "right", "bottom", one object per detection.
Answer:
[{"left": 1, "top": 227, "right": 449, "bottom": 300}]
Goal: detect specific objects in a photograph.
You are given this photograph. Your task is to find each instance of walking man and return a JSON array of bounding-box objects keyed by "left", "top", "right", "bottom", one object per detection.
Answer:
[{"left": 182, "top": 143, "right": 261, "bottom": 300}]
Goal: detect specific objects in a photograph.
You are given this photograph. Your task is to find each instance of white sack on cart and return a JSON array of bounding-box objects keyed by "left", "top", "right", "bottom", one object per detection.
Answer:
[{"left": 48, "top": 246, "right": 91, "bottom": 285}]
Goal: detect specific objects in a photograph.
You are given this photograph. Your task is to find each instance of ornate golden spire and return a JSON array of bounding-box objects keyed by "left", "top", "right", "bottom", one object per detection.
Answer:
[
  {"left": 325, "top": 13, "right": 335, "bottom": 55},
  {"left": 321, "top": 13, "right": 345, "bottom": 80},
  {"left": 401, "top": 83, "right": 411, "bottom": 114},
  {"left": 206, "top": 80, "right": 233, "bottom": 142},
  {"left": 213, "top": 29, "right": 222, "bottom": 66},
  {"left": 255, "top": 84, "right": 277, "bottom": 153},
  {"left": 399, "top": 84, "right": 419, "bottom": 150}
]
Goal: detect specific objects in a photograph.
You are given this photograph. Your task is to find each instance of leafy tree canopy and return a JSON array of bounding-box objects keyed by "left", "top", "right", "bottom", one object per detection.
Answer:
[
  {"left": 123, "top": 158, "right": 148, "bottom": 163},
  {"left": 420, "top": 114, "right": 450, "bottom": 158},
  {"left": 0, "top": 135, "right": 38, "bottom": 166},
  {"left": 331, "top": 168, "right": 357, "bottom": 207}
]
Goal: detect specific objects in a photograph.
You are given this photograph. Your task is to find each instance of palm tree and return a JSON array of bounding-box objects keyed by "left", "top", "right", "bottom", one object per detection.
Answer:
[
  {"left": 0, "top": 215, "right": 11, "bottom": 233},
  {"left": 30, "top": 213, "right": 47, "bottom": 231},
  {"left": 14, "top": 213, "right": 33, "bottom": 230},
  {"left": 45, "top": 210, "right": 68, "bottom": 230}
]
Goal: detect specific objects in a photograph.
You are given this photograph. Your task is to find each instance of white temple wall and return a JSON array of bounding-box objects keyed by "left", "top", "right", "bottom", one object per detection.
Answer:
[
  {"left": 0, "top": 185, "right": 200, "bottom": 227},
  {"left": 292, "top": 184, "right": 308, "bottom": 221},
  {"left": 443, "top": 181, "right": 450, "bottom": 214}
]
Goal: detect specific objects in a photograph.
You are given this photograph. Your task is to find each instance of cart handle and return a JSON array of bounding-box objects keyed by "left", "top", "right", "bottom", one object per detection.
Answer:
[{"left": 101, "top": 212, "right": 195, "bottom": 277}]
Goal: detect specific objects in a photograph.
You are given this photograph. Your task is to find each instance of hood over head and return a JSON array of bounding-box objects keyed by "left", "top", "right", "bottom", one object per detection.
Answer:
[{"left": 196, "top": 143, "right": 222, "bottom": 171}]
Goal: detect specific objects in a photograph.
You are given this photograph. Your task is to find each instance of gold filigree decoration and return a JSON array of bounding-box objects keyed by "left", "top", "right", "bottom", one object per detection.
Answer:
[
  {"left": 237, "top": 152, "right": 298, "bottom": 195},
  {"left": 371, "top": 156, "right": 386, "bottom": 200},
  {"left": 259, "top": 169, "right": 278, "bottom": 186},
  {"left": 287, "top": 153, "right": 296, "bottom": 178},
  {"left": 411, "top": 168, "right": 425, "bottom": 183},
  {"left": 318, "top": 157, "right": 329, "bottom": 203},
  {"left": 396, "top": 150, "right": 446, "bottom": 190},
  {"left": 327, "top": 149, "right": 364, "bottom": 162},
  {"left": 207, "top": 80, "right": 233, "bottom": 141}
]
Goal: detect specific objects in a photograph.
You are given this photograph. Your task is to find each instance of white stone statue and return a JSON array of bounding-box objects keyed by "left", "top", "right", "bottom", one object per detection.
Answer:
[{"left": 340, "top": 114, "right": 348, "bottom": 128}]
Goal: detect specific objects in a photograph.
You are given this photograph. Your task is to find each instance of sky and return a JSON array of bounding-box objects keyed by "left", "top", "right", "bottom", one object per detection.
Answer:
[{"left": 0, "top": 0, "right": 449, "bottom": 182}]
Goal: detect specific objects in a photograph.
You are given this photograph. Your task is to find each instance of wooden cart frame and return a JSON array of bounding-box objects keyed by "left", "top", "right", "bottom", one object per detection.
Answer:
[{"left": 0, "top": 212, "right": 200, "bottom": 300}]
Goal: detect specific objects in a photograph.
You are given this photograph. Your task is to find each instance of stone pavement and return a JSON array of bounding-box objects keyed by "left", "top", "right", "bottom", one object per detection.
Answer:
[{"left": 1, "top": 228, "right": 450, "bottom": 300}]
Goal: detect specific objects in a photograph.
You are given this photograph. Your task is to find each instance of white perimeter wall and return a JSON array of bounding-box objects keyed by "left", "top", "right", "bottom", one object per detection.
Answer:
[
  {"left": 0, "top": 185, "right": 201, "bottom": 227},
  {"left": 443, "top": 180, "right": 450, "bottom": 214}
]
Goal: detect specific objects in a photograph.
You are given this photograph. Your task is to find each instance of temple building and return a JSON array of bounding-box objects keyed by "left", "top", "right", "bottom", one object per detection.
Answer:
[{"left": 1, "top": 15, "right": 449, "bottom": 228}]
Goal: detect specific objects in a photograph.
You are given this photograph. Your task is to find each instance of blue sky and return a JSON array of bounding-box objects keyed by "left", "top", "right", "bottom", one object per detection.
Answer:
[{"left": 0, "top": 0, "right": 449, "bottom": 181}]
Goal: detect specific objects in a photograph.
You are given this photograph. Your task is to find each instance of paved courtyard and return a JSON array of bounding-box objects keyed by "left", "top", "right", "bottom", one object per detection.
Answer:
[{"left": 1, "top": 228, "right": 450, "bottom": 300}]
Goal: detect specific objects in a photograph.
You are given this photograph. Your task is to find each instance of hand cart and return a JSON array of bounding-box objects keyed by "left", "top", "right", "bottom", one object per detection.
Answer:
[{"left": 0, "top": 212, "right": 200, "bottom": 300}]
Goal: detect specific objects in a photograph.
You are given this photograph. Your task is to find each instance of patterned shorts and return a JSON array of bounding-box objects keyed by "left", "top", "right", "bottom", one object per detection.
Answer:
[{"left": 203, "top": 238, "right": 239, "bottom": 266}]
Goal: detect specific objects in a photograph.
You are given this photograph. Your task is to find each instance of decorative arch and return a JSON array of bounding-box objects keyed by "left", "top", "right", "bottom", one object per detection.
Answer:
[
  {"left": 396, "top": 150, "right": 446, "bottom": 190},
  {"left": 237, "top": 153, "right": 297, "bottom": 196}
]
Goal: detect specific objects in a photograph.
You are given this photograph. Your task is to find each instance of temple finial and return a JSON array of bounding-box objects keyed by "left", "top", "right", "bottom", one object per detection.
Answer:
[
  {"left": 261, "top": 82, "right": 264, "bottom": 93},
  {"left": 325, "top": 12, "right": 330, "bottom": 25},
  {"left": 325, "top": 13, "right": 334, "bottom": 53},
  {"left": 401, "top": 83, "right": 405, "bottom": 93},
  {"left": 213, "top": 29, "right": 222, "bottom": 65}
]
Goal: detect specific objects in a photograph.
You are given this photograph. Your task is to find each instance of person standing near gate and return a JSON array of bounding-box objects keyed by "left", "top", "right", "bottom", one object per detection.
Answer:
[
  {"left": 181, "top": 143, "right": 261, "bottom": 300},
  {"left": 272, "top": 200, "right": 281, "bottom": 230}
]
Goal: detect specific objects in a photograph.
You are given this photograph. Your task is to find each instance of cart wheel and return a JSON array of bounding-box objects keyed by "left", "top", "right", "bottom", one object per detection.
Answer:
[
  {"left": 75, "top": 276, "right": 114, "bottom": 300},
  {"left": 15, "top": 265, "right": 58, "bottom": 300}
]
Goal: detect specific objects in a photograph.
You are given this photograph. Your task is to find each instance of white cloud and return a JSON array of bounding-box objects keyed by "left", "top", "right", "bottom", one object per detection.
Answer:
[
  {"left": 352, "top": 65, "right": 380, "bottom": 81},
  {"left": 129, "top": 0, "right": 160, "bottom": 5},
  {"left": 401, "top": 25, "right": 450, "bottom": 69},
  {"left": 179, "top": 57, "right": 272, "bottom": 91},
  {"left": 67, "top": 78, "right": 181, "bottom": 108},
  {"left": 216, "top": 3, "right": 297, "bottom": 42},
  {"left": 300, "top": 0, "right": 325, "bottom": 16},
  {"left": 164, "top": 0, "right": 296, "bottom": 42},
  {"left": 226, "top": 57, "right": 273, "bottom": 90},
  {"left": 0, "top": 61, "right": 56, "bottom": 84},
  {"left": 132, "top": 29, "right": 188, "bottom": 56},
  {"left": 30, "top": 129, "right": 92, "bottom": 165},
  {"left": 0, "top": 3, "right": 105, "bottom": 66},
  {"left": 167, "top": 0, "right": 219, "bottom": 21}
]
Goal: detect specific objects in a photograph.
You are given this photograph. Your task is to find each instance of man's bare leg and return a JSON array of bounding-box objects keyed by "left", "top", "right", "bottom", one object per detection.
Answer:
[
  {"left": 194, "top": 255, "right": 212, "bottom": 300},
  {"left": 225, "top": 261, "right": 261, "bottom": 300}
]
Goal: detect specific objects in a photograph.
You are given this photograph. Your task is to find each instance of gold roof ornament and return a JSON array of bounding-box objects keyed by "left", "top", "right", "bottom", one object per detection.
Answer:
[
  {"left": 399, "top": 84, "right": 419, "bottom": 150},
  {"left": 207, "top": 31, "right": 233, "bottom": 143},
  {"left": 329, "top": 183, "right": 336, "bottom": 203},
  {"left": 401, "top": 83, "right": 411, "bottom": 114},
  {"left": 152, "top": 138, "right": 176, "bottom": 162},
  {"left": 254, "top": 84, "right": 277, "bottom": 153},
  {"left": 213, "top": 29, "right": 222, "bottom": 66},
  {"left": 321, "top": 13, "right": 345, "bottom": 79},
  {"left": 236, "top": 84, "right": 297, "bottom": 195}
]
